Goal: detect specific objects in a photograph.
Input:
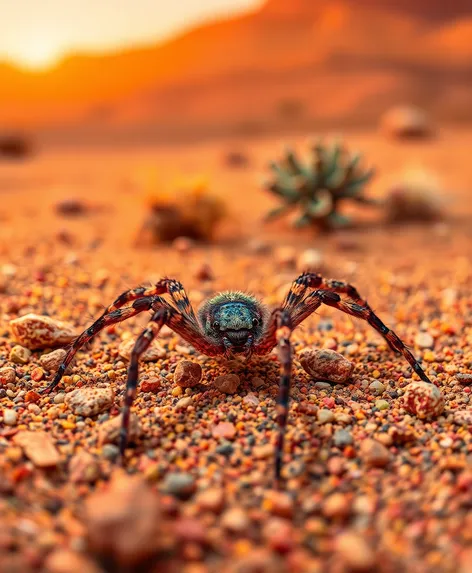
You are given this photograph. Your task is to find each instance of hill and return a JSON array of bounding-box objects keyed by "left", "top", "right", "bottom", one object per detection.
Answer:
[{"left": 1, "top": 0, "right": 472, "bottom": 142}]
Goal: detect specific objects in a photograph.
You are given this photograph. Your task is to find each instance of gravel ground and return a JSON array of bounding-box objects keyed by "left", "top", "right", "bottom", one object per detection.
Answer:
[{"left": 0, "top": 132, "right": 471, "bottom": 572}]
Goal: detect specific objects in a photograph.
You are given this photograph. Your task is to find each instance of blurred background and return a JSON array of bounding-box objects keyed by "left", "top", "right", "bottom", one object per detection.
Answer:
[
  {"left": 1, "top": 0, "right": 472, "bottom": 145},
  {"left": 1, "top": 0, "right": 472, "bottom": 249}
]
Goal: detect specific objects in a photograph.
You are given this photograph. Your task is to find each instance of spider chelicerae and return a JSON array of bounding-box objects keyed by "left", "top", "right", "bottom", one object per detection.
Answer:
[{"left": 41, "top": 272, "right": 431, "bottom": 482}]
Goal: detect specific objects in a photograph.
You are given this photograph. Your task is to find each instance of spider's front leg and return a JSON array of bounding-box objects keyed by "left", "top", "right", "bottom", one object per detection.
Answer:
[
  {"left": 255, "top": 308, "right": 296, "bottom": 484},
  {"left": 40, "top": 296, "right": 159, "bottom": 395},
  {"left": 319, "top": 294, "right": 432, "bottom": 384},
  {"left": 273, "top": 309, "right": 294, "bottom": 484},
  {"left": 119, "top": 307, "right": 170, "bottom": 456}
]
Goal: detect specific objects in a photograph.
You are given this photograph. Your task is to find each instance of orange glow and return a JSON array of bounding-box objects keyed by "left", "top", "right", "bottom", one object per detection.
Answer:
[{"left": 10, "top": 43, "right": 62, "bottom": 71}]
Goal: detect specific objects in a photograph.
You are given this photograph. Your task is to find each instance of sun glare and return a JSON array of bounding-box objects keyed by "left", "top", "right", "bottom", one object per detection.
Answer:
[{"left": 12, "top": 43, "right": 61, "bottom": 71}]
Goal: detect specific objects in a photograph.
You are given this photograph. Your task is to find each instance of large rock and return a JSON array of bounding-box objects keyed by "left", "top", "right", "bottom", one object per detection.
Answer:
[
  {"left": 10, "top": 314, "right": 77, "bottom": 350},
  {"left": 381, "top": 105, "right": 434, "bottom": 140},
  {"left": 84, "top": 473, "right": 177, "bottom": 568}
]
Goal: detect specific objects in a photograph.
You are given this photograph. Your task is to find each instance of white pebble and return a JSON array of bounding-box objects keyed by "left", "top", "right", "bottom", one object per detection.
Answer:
[{"left": 3, "top": 408, "right": 18, "bottom": 426}]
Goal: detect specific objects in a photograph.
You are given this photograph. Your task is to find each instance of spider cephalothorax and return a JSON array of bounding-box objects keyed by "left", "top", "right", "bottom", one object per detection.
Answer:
[
  {"left": 40, "top": 273, "right": 432, "bottom": 484},
  {"left": 198, "top": 292, "right": 269, "bottom": 356}
]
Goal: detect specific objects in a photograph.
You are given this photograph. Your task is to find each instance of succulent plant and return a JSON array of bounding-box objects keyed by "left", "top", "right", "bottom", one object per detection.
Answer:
[{"left": 263, "top": 140, "right": 378, "bottom": 230}]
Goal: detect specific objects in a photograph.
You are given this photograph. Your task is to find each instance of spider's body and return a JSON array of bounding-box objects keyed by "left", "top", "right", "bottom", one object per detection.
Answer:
[
  {"left": 41, "top": 273, "right": 432, "bottom": 483},
  {"left": 199, "top": 292, "right": 269, "bottom": 356}
]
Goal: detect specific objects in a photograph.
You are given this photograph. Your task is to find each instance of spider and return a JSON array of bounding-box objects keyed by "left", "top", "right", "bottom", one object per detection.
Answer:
[{"left": 40, "top": 272, "right": 432, "bottom": 482}]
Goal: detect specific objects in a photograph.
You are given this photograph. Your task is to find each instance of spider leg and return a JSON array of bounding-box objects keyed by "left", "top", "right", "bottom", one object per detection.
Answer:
[
  {"left": 107, "top": 278, "right": 198, "bottom": 323},
  {"left": 319, "top": 293, "right": 431, "bottom": 383},
  {"left": 283, "top": 273, "right": 399, "bottom": 353},
  {"left": 119, "top": 304, "right": 223, "bottom": 456},
  {"left": 318, "top": 277, "right": 369, "bottom": 307},
  {"left": 274, "top": 309, "right": 293, "bottom": 484},
  {"left": 40, "top": 296, "right": 160, "bottom": 394},
  {"left": 119, "top": 306, "right": 170, "bottom": 456}
]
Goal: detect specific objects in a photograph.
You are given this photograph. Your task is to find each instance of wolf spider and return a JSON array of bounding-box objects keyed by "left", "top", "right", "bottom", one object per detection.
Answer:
[{"left": 41, "top": 273, "right": 431, "bottom": 482}]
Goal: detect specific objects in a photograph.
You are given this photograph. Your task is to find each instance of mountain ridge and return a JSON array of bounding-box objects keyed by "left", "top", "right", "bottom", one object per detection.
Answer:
[{"left": 1, "top": 0, "right": 472, "bottom": 139}]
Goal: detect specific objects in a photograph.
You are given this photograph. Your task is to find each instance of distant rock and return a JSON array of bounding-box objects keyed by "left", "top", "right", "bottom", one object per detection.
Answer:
[{"left": 381, "top": 105, "right": 434, "bottom": 140}]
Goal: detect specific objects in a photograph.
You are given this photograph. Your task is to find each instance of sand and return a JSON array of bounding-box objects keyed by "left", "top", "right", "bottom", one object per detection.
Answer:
[{"left": 0, "top": 128, "right": 471, "bottom": 572}]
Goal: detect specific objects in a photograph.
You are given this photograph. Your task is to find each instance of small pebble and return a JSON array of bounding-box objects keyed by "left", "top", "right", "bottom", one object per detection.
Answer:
[
  {"left": 369, "top": 380, "right": 385, "bottom": 395},
  {"left": 212, "top": 422, "right": 236, "bottom": 440},
  {"left": 322, "top": 493, "right": 351, "bottom": 519},
  {"left": 196, "top": 488, "right": 225, "bottom": 513},
  {"left": 456, "top": 373, "right": 472, "bottom": 386},
  {"left": 214, "top": 373, "right": 240, "bottom": 394},
  {"left": 118, "top": 338, "right": 165, "bottom": 362},
  {"left": 175, "top": 396, "right": 193, "bottom": 410},
  {"left": 221, "top": 507, "right": 250, "bottom": 533},
  {"left": 53, "top": 393, "right": 66, "bottom": 404},
  {"left": 40, "top": 348, "right": 67, "bottom": 371},
  {"left": 403, "top": 381, "right": 444, "bottom": 418},
  {"left": 174, "top": 360, "right": 202, "bottom": 388},
  {"left": 334, "top": 429, "right": 353, "bottom": 447},
  {"left": 317, "top": 409, "right": 335, "bottom": 424},
  {"left": 0, "top": 367, "right": 16, "bottom": 385},
  {"left": 102, "top": 444, "right": 121, "bottom": 460},
  {"left": 3, "top": 408, "right": 18, "bottom": 426},
  {"left": 69, "top": 451, "right": 101, "bottom": 483},
  {"left": 243, "top": 392, "right": 259, "bottom": 406},
  {"left": 453, "top": 410, "right": 472, "bottom": 425},
  {"left": 263, "top": 490, "right": 294, "bottom": 518},
  {"left": 336, "top": 531, "right": 376, "bottom": 571},
  {"left": 297, "top": 249, "right": 323, "bottom": 272},
  {"left": 299, "top": 349, "right": 354, "bottom": 384},
  {"left": 360, "top": 438, "right": 391, "bottom": 468},
  {"left": 163, "top": 472, "right": 196, "bottom": 499},
  {"left": 415, "top": 332, "right": 434, "bottom": 349},
  {"left": 9, "top": 345, "right": 31, "bottom": 364},
  {"left": 98, "top": 414, "right": 142, "bottom": 445}
]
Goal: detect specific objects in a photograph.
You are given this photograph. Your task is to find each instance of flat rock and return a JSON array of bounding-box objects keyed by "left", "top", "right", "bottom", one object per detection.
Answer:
[
  {"left": 118, "top": 338, "right": 166, "bottom": 362},
  {"left": 13, "top": 430, "right": 60, "bottom": 467},
  {"left": 98, "top": 413, "right": 142, "bottom": 445},
  {"left": 65, "top": 386, "right": 115, "bottom": 417}
]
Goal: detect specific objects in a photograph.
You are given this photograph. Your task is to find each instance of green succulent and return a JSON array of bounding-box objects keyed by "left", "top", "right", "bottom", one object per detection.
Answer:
[{"left": 263, "top": 139, "right": 378, "bottom": 230}]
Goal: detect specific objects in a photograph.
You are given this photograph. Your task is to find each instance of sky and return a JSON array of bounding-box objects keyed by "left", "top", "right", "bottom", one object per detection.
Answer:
[{"left": 0, "top": 0, "right": 262, "bottom": 70}]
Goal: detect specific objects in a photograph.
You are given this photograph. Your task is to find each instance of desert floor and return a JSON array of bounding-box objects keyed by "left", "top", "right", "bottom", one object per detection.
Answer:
[{"left": 0, "top": 128, "right": 471, "bottom": 573}]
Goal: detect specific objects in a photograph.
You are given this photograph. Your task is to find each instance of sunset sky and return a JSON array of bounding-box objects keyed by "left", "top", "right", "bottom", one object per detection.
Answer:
[{"left": 0, "top": 0, "right": 262, "bottom": 70}]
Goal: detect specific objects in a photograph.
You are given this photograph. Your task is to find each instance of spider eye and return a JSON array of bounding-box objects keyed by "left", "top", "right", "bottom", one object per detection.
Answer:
[
  {"left": 212, "top": 320, "right": 220, "bottom": 329},
  {"left": 252, "top": 317, "right": 260, "bottom": 327}
]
